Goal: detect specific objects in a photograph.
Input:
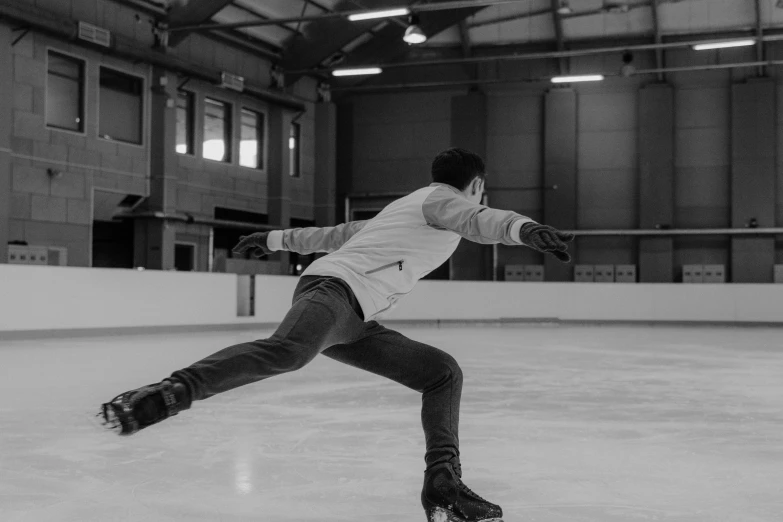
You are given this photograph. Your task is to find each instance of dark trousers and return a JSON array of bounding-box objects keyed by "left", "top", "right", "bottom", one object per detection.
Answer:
[{"left": 170, "top": 276, "right": 462, "bottom": 470}]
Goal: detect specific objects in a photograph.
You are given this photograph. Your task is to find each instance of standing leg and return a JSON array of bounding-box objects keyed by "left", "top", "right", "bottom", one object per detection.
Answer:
[
  {"left": 322, "top": 322, "right": 503, "bottom": 522},
  {"left": 322, "top": 321, "right": 463, "bottom": 471}
]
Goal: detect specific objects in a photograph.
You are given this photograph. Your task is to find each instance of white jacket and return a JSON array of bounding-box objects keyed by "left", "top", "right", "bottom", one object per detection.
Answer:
[{"left": 267, "top": 183, "right": 535, "bottom": 321}]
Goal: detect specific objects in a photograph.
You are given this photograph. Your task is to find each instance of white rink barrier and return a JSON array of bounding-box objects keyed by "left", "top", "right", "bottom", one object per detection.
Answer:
[{"left": 1, "top": 265, "right": 782, "bottom": 334}]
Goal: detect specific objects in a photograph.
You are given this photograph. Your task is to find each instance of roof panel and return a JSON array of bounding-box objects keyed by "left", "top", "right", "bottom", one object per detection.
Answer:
[
  {"left": 212, "top": 4, "right": 288, "bottom": 47},
  {"left": 659, "top": 0, "right": 756, "bottom": 35}
]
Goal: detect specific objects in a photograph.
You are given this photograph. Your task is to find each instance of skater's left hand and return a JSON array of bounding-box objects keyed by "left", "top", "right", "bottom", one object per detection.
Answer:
[
  {"left": 519, "top": 222, "right": 575, "bottom": 263},
  {"left": 232, "top": 232, "right": 273, "bottom": 258}
]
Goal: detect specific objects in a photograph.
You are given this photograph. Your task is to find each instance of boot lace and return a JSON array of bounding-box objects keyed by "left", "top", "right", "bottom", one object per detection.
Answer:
[{"left": 451, "top": 461, "right": 489, "bottom": 503}]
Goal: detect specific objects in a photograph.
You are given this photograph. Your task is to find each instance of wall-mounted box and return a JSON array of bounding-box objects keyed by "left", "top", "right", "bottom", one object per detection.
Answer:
[
  {"left": 523, "top": 265, "right": 544, "bottom": 282},
  {"left": 8, "top": 245, "right": 28, "bottom": 264},
  {"left": 614, "top": 265, "right": 637, "bottom": 283},
  {"left": 27, "top": 246, "right": 48, "bottom": 265},
  {"left": 574, "top": 265, "right": 594, "bottom": 282},
  {"left": 774, "top": 265, "right": 783, "bottom": 284},
  {"left": 703, "top": 264, "right": 725, "bottom": 283},
  {"left": 683, "top": 264, "right": 704, "bottom": 283},
  {"left": 504, "top": 264, "right": 526, "bottom": 282},
  {"left": 594, "top": 265, "right": 615, "bottom": 283}
]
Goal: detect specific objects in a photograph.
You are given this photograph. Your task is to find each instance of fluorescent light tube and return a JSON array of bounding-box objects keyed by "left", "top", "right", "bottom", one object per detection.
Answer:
[
  {"left": 332, "top": 67, "right": 383, "bottom": 77},
  {"left": 348, "top": 8, "right": 410, "bottom": 21},
  {"left": 551, "top": 74, "right": 604, "bottom": 83},
  {"left": 693, "top": 39, "right": 755, "bottom": 51}
]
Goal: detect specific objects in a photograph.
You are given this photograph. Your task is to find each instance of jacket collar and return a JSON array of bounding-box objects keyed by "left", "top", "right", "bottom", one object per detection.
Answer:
[{"left": 428, "top": 182, "right": 463, "bottom": 196}]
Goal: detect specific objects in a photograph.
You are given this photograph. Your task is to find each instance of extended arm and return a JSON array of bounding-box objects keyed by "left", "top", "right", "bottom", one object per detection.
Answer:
[
  {"left": 268, "top": 221, "right": 368, "bottom": 255},
  {"left": 422, "top": 187, "right": 534, "bottom": 246}
]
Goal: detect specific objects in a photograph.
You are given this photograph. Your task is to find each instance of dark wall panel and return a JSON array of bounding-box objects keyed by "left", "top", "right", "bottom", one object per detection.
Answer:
[
  {"left": 544, "top": 88, "right": 577, "bottom": 281},
  {"left": 638, "top": 84, "right": 674, "bottom": 282},
  {"left": 731, "top": 79, "right": 776, "bottom": 283}
]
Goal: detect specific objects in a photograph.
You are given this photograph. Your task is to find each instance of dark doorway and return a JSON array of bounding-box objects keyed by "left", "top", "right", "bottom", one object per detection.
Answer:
[
  {"left": 92, "top": 220, "right": 134, "bottom": 268},
  {"left": 175, "top": 243, "right": 195, "bottom": 271}
]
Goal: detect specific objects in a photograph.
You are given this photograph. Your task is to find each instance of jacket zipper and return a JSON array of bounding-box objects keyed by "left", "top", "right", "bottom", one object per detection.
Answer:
[{"left": 366, "top": 260, "right": 404, "bottom": 275}]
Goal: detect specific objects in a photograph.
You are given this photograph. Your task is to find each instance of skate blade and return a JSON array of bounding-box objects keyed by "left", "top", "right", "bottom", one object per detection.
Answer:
[
  {"left": 90, "top": 404, "right": 122, "bottom": 434},
  {"left": 428, "top": 507, "right": 503, "bottom": 522}
]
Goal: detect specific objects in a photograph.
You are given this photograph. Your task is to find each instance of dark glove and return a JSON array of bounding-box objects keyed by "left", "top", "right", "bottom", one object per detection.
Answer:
[
  {"left": 519, "top": 222, "right": 575, "bottom": 263},
  {"left": 232, "top": 232, "right": 272, "bottom": 259}
]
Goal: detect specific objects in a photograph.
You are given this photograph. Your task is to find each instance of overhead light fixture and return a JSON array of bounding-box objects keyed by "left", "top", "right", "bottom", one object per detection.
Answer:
[
  {"left": 551, "top": 74, "right": 605, "bottom": 83},
  {"left": 557, "top": 0, "right": 572, "bottom": 15},
  {"left": 693, "top": 39, "right": 755, "bottom": 51},
  {"left": 403, "top": 14, "right": 427, "bottom": 44},
  {"left": 348, "top": 8, "right": 410, "bottom": 22},
  {"left": 332, "top": 67, "right": 383, "bottom": 77}
]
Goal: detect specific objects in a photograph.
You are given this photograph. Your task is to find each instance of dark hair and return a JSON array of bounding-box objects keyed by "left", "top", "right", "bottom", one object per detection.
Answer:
[{"left": 431, "top": 147, "right": 486, "bottom": 190}]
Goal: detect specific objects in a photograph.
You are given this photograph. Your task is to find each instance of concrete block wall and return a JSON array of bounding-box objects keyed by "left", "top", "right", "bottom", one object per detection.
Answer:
[
  {"left": 8, "top": 30, "right": 151, "bottom": 267},
  {"left": 1, "top": 0, "right": 319, "bottom": 270}
]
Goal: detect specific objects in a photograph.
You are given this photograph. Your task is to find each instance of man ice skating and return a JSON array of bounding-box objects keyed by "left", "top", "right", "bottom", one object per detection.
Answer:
[{"left": 98, "top": 148, "right": 574, "bottom": 522}]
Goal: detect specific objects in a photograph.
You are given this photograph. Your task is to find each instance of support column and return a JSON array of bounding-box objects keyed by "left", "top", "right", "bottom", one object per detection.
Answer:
[
  {"left": 134, "top": 67, "right": 177, "bottom": 270},
  {"left": 314, "top": 102, "right": 337, "bottom": 227},
  {"left": 268, "top": 105, "right": 292, "bottom": 274},
  {"left": 543, "top": 88, "right": 577, "bottom": 282},
  {"left": 336, "top": 103, "right": 353, "bottom": 224},
  {"left": 731, "top": 78, "right": 776, "bottom": 283},
  {"left": 638, "top": 84, "right": 674, "bottom": 282},
  {"left": 450, "top": 92, "right": 491, "bottom": 281},
  {"left": 0, "top": 25, "right": 11, "bottom": 263}
]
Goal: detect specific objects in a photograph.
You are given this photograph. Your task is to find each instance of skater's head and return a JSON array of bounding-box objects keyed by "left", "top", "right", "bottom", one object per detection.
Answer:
[{"left": 431, "top": 148, "right": 486, "bottom": 204}]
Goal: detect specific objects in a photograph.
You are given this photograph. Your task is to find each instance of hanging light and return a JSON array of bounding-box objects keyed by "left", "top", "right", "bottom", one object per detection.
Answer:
[
  {"left": 551, "top": 74, "right": 605, "bottom": 83},
  {"left": 348, "top": 8, "right": 410, "bottom": 22},
  {"left": 557, "top": 0, "right": 572, "bottom": 15},
  {"left": 332, "top": 67, "right": 383, "bottom": 77},
  {"left": 692, "top": 39, "right": 755, "bottom": 51},
  {"left": 403, "top": 14, "right": 427, "bottom": 45}
]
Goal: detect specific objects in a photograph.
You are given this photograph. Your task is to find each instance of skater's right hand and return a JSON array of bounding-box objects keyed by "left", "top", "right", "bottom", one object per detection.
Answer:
[
  {"left": 232, "top": 232, "right": 272, "bottom": 258},
  {"left": 519, "top": 222, "right": 575, "bottom": 263}
]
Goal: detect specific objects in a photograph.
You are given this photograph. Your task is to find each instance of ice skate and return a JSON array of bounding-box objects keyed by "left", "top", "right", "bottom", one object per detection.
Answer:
[
  {"left": 421, "top": 460, "right": 503, "bottom": 522},
  {"left": 97, "top": 380, "right": 190, "bottom": 436}
]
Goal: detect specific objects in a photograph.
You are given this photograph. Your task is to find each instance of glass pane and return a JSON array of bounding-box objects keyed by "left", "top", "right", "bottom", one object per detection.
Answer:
[
  {"left": 46, "top": 74, "right": 81, "bottom": 131},
  {"left": 99, "top": 88, "right": 142, "bottom": 144},
  {"left": 47, "top": 52, "right": 83, "bottom": 132},
  {"left": 204, "top": 98, "right": 230, "bottom": 162},
  {"left": 99, "top": 68, "right": 143, "bottom": 144},
  {"left": 176, "top": 91, "right": 192, "bottom": 155},
  {"left": 240, "top": 109, "right": 258, "bottom": 168}
]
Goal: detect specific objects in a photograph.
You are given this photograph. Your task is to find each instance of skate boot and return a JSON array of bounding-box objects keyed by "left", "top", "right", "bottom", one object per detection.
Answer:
[
  {"left": 421, "top": 459, "right": 503, "bottom": 522},
  {"left": 97, "top": 379, "right": 191, "bottom": 436}
]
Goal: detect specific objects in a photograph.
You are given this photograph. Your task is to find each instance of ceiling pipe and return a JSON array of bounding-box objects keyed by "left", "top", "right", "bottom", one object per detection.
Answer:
[
  {"left": 168, "top": 0, "right": 529, "bottom": 32},
  {"left": 0, "top": 0, "right": 307, "bottom": 112},
  {"left": 302, "top": 32, "right": 783, "bottom": 75},
  {"left": 331, "top": 58, "right": 783, "bottom": 92}
]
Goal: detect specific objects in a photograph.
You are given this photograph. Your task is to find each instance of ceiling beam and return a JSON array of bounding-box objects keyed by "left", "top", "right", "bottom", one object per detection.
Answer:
[
  {"left": 755, "top": 0, "right": 765, "bottom": 76},
  {"left": 650, "top": 0, "right": 664, "bottom": 81},
  {"left": 550, "top": 0, "right": 566, "bottom": 75},
  {"left": 167, "top": 0, "right": 234, "bottom": 46}
]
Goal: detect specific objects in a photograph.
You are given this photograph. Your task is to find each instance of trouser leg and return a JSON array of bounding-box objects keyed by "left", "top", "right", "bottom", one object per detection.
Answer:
[
  {"left": 322, "top": 322, "right": 463, "bottom": 471},
  {"left": 171, "top": 276, "right": 366, "bottom": 402}
]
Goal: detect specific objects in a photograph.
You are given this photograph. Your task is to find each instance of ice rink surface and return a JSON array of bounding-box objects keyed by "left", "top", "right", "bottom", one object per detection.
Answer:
[{"left": 0, "top": 324, "right": 781, "bottom": 522}]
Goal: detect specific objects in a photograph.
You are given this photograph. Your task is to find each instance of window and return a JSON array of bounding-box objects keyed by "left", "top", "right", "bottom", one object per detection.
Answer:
[
  {"left": 240, "top": 108, "right": 265, "bottom": 169},
  {"left": 176, "top": 90, "right": 194, "bottom": 155},
  {"left": 99, "top": 67, "right": 143, "bottom": 144},
  {"left": 46, "top": 51, "right": 84, "bottom": 132},
  {"left": 203, "top": 98, "right": 231, "bottom": 162},
  {"left": 289, "top": 122, "right": 301, "bottom": 178}
]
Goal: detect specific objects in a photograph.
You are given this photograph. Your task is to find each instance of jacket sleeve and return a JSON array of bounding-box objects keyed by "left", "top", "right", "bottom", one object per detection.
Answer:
[
  {"left": 267, "top": 221, "right": 368, "bottom": 255},
  {"left": 421, "top": 187, "right": 535, "bottom": 246}
]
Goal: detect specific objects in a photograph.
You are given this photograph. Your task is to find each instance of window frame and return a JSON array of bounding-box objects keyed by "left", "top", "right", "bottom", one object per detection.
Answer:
[
  {"left": 97, "top": 64, "right": 147, "bottom": 148},
  {"left": 45, "top": 49, "right": 87, "bottom": 135},
  {"left": 239, "top": 107, "right": 267, "bottom": 171},
  {"left": 176, "top": 89, "right": 195, "bottom": 156},
  {"left": 202, "top": 96, "right": 233, "bottom": 164}
]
